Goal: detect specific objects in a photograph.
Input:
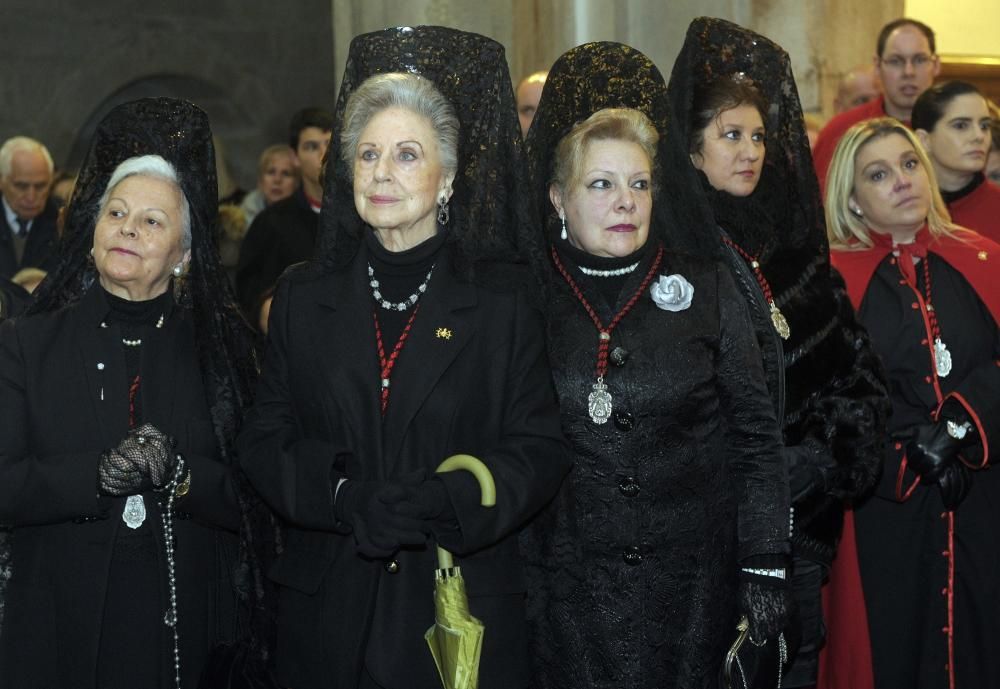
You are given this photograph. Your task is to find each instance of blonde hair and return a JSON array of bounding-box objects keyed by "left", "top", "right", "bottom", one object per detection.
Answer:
[
  {"left": 825, "top": 117, "right": 961, "bottom": 250},
  {"left": 551, "top": 108, "right": 659, "bottom": 195}
]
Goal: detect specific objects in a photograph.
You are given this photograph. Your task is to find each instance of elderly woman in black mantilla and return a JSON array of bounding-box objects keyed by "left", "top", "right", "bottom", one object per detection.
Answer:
[
  {"left": 237, "top": 26, "right": 570, "bottom": 689},
  {"left": 662, "top": 17, "right": 891, "bottom": 689},
  {"left": 0, "top": 98, "right": 257, "bottom": 689},
  {"left": 520, "top": 41, "right": 791, "bottom": 688}
]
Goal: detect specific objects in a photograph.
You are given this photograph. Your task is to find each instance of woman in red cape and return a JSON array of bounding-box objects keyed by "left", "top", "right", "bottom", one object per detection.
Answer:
[{"left": 825, "top": 117, "right": 1000, "bottom": 689}]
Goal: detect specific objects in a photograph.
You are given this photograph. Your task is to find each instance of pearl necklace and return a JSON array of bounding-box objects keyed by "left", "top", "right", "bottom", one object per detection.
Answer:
[
  {"left": 579, "top": 261, "right": 640, "bottom": 277},
  {"left": 103, "top": 313, "right": 165, "bottom": 346},
  {"left": 368, "top": 263, "right": 435, "bottom": 311}
]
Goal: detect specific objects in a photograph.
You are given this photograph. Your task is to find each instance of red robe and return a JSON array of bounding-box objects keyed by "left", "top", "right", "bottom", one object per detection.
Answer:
[
  {"left": 822, "top": 230, "right": 1000, "bottom": 689},
  {"left": 813, "top": 97, "right": 901, "bottom": 198},
  {"left": 948, "top": 178, "right": 1000, "bottom": 245}
]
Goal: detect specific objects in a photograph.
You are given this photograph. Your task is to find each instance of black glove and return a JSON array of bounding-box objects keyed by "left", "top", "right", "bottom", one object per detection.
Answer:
[
  {"left": 784, "top": 442, "right": 837, "bottom": 504},
  {"left": 334, "top": 475, "right": 431, "bottom": 559},
  {"left": 739, "top": 576, "right": 790, "bottom": 643},
  {"left": 905, "top": 422, "right": 964, "bottom": 484},
  {"left": 389, "top": 478, "right": 459, "bottom": 529},
  {"left": 98, "top": 423, "right": 178, "bottom": 496},
  {"left": 938, "top": 461, "right": 972, "bottom": 511}
]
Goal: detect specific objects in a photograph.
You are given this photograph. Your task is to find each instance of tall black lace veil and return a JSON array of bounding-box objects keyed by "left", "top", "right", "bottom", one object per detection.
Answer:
[
  {"left": 30, "top": 97, "right": 257, "bottom": 453},
  {"left": 315, "top": 26, "right": 537, "bottom": 286},
  {"left": 523, "top": 41, "right": 722, "bottom": 269},
  {"left": 662, "top": 16, "right": 827, "bottom": 259}
]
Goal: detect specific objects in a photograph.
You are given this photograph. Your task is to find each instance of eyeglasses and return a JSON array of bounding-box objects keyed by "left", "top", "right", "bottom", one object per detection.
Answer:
[{"left": 880, "top": 54, "right": 935, "bottom": 71}]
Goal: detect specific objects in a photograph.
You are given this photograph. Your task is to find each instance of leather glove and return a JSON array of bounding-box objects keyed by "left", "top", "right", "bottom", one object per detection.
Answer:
[
  {"left": 98, "top": 423, "right": 178, "bottom": 496},
  {"left": 938, "top": 461, "right": 972, "bottom": 511},
  {"left": 739, "top": 576, "right": 790, "bottom": 643},
  {"left": 784, "top": 442, "right": 837, "bottom": 504},
  {"left": 334, "top": 474, "right": 431, "bottom": 559},
  {"left": 905, "top": 422, "right": 963, "bottom": 484}
]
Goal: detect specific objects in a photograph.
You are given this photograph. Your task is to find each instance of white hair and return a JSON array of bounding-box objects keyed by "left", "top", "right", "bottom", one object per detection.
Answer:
[
  {"left": 97, "top": 155, "right": 192, "bottom": 250},
  {"left": 0, "top": 136, "right": 55, "bottom": 177}
]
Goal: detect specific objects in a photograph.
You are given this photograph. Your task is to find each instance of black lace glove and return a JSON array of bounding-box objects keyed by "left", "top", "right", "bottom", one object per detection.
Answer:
[
  {"left": 98, "top": 423, "right": 178, "bottom": 496},
  {"left": 784, "top": 442, "right": 837, "bottom": 503},
  {"left": 938, "top": 461, "right": 972, "bottom": 511},
  {"left": 334, "top": 474, "right": 431, "bottom": 559},
  {"left": 739, "top": 575, "right": 790, "bottom": 643}
]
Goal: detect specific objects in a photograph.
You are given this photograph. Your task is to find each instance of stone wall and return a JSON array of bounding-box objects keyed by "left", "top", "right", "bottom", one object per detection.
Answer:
[{"left": 0, "top": 0, "right": 336, "bottom": 192}]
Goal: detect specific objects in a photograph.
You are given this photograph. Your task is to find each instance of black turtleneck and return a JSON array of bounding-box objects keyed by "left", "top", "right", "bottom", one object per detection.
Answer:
[
  {"left": 941, "top": 172, "right": 985, "bottom": 205},
  {"left": 101, "top": 287, "right": 173, "bottom": 426},
  {"left": 554, "top": 238, "right": 651, "bottom": 310},
  {"left": 364, "top": 228, "right": 448, "bottom": 346}
]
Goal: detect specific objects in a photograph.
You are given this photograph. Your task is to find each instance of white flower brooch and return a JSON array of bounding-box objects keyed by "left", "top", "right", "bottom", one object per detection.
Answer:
[{"left": 650, "top": 274, "right": 694, "bottom": 312}]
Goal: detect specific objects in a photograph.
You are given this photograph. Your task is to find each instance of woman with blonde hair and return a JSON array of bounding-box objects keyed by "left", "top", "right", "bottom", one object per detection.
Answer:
[{"left": 826, "top": 116, "right": 1000, "bottom": 689}]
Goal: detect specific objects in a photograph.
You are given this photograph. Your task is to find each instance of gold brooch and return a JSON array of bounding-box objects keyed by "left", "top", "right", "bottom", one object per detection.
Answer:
[
  {"left": 435, "top": 327, "right": 453, "bottom": 340},
  {"left": 978, "top": 251, "right": 988, "bottom": 261}
]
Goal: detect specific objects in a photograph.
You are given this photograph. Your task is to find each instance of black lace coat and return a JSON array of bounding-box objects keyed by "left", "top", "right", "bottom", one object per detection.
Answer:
[{"left": 523, "top": 246, "right": 789, "bottom": 689}]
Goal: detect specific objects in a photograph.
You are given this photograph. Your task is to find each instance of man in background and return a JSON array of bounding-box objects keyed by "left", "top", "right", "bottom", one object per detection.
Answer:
[
  {"left": 813, "top": 18, "right": 939, "bottom": 192},
  {"left": 236, "top": 107, "right": 333, "bottom": 328},
  {"left": 515, "top": 70, "right": 547, "bottom": 137},
  {"left": 0, "top": 137, "right": 59, "bottom": 280}
]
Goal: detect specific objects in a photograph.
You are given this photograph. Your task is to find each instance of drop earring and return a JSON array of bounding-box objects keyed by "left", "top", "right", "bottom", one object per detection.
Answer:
[
  {"left": 560, "top": 214, "right": 567, "bottom": 241},
  {"left": 436, "top": 195, "right": 450, "bottom": 225}
]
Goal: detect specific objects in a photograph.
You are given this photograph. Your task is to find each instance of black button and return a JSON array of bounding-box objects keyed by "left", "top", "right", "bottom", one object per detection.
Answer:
[
  {"left": 613, "top": 409, "right": 635, "bottom": 432},
  {"left": 385, "top": 559, "right": 400, "bottom": 574},
  {"left": 622, "top": 546, "right": 643, "bottom": 566},
  {"left": 619, "top": 477, "right": 640, "bottom": 498},
  {"left": 610, "top": 346, "right": 629, "bottom": 367}
]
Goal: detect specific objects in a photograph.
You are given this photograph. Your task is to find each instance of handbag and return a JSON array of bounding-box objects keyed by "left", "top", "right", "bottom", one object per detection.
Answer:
[{"left": 721, "top": 615, "right": 788, "bottom": 689}]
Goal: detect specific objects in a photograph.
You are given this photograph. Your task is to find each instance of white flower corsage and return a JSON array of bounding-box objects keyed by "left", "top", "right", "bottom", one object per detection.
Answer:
[{"left": 650, "top": 274, "right": 694, "bottom": 312}]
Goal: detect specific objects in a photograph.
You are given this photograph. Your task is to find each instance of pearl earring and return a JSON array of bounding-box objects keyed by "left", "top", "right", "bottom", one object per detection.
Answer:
[
  {"left": 560, "top": 214, "right": 568, "bottom": 241},
  {"left": 173, "top": 263, "right": 183, "bottom": 277}
]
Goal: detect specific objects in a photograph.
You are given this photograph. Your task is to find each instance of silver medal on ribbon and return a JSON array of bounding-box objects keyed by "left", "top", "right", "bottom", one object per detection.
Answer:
[
  {"left": 588, "top": 379, "right": 613, "bottom": 424},
  {"left": 122, "top": 494, "right": 146, "bottom": 529},
  {"left": 934, "top": 338, "right": 952, "bottom": 378}
]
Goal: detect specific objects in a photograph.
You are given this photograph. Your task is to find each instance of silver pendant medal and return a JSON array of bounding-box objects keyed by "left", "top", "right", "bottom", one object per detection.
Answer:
[
  {"left": 934, "top": 338, "right": 952, "bottom": 378},
  {"left": 588, "top": 378, "right": 613, "bottom": 424},
  {"left": 123, "top": 494, "right": 146, "bottom": 529}
]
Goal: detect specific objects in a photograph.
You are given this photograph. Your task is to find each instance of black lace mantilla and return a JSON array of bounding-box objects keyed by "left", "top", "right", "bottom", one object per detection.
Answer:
[
  {"left": 22, "top": 97, "right": 266, "bottom": 649},
  {"left": 314, "top": 26, "right": 537, "bottom": 290},
  {"left": 523, "top": 41, "right": 717, "bottom": 292},
  {"left": 664, "top": 18, "right": 889, "bottom": 560}
]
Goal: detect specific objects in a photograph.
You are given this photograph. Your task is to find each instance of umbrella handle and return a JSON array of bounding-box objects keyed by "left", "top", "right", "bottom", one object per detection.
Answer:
[{"left": 435, "top": 454, "right": 496, "bottom": 569}]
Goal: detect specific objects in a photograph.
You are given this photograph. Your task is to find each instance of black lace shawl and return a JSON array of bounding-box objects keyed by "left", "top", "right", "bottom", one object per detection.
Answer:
[
  {"left": 523, "top": 41, "right": 718, "bottom": 292},
  {"left": 665, "top": 18, "right": 889, "bottom": 559},
  {"left": 26, "top": 97, "right": 264, "bottom": 636},
  {"left": 313, "top": 25, "right": 537, "bottom": 290}
]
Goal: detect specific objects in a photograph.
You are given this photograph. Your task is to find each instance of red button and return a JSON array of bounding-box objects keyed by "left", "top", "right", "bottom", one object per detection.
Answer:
[
  {"left": 942, "top": 550, "right": 950, "bottom": 556},
  {"left": 925, "top": 376, "right": 933, "bottom": 383},
  {"left": 899, "top": 279, "right": 907, "bottom": 285},
  {"left": 941, "top": 588, "right": 947, "bottom": 595},
  {"left": 911, "top": 302, "right": 920, "bottom": 309},
  {"left": 895, "top": 442, "right": 903, "bottom": 450},
  {"left": 921, "top": 338, "right": 928, "bottom": 345},
  {"left": 890, "top": 258, "right": 897, "bottom": 265}
]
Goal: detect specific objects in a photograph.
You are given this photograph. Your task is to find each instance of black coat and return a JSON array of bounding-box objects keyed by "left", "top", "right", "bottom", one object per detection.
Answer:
[
  {"left": 237, "top": 245, "right": 572, "bottom": 689},
  {"left": 0, "top": 285, "right": 242, "bottom": 689},
  {"left": 0, "top": 200, "right": 60, "bottom": 280},
  {"left": 235, "top": 188, "right": 319, "bottom": 324},
  {"left": 523, "top": 248, "right": 789, "bottom": 689}
]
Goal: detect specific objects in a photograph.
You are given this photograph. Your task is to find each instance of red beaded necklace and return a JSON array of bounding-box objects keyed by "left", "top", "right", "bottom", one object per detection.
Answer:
[
  {"left": 920, "top": 254, "right": 952, "bottom": 378},
  {"left": 373, "top": 305, "right": 421, "bottom": 415},
  {"left": 720, "top": 235, "right": 791, "bottom": 340},
  {"left": 550, "top": 243, "right": 663, "bottom": 424}
]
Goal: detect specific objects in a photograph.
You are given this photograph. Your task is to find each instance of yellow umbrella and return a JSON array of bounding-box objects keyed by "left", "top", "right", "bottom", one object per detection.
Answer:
[{"left": 425, "top": 454, "right": 496, "bottom": 689}]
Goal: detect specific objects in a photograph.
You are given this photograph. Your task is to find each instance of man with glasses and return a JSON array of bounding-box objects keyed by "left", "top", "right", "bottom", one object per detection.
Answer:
[{"left": 813, "top": 18, "right": 940, "bottom": 193}]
